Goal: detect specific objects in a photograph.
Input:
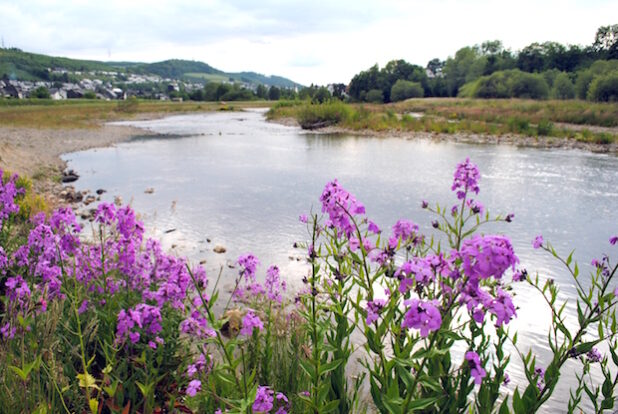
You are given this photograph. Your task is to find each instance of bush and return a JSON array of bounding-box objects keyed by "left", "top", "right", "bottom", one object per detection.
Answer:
[
  {"left": 537, "top": 119, "right": 554, "bottom": 136},
  {"left": 31, "top": 86, "right": 50, "bottom": 99},
  {"left": 474, "top": 71, "right": 513, "bottom": 98},
  {"left": 551, "top": 72, "right": 575, "bottom": 99},
  {"left": 587, "top": 71, "right": 618, "bottom": 102},
  {"left": 390, "top": 79, "right": 424, "bottom": 102},
  {"left": 365, "top": 88, "right": 384, "bottom": 103},
  {"left": 511, "top": 71, "right": 549, "bottom": 99}
]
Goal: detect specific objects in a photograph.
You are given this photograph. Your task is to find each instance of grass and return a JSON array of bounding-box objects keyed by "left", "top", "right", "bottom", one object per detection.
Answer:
[
  {"left": 267, "top": 98, "right": 618, "bottom": 145},
  {"left": 0, "top": 99, "right": 272, "bottom": 129}
]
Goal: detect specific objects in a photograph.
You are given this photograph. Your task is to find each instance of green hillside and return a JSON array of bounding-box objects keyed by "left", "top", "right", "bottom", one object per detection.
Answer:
[
  {"left": 0, "top": 48, "right": 116, "bottom": 80},
  {"left": 0, "top": 48, "right": 302, "bottom": 88}
]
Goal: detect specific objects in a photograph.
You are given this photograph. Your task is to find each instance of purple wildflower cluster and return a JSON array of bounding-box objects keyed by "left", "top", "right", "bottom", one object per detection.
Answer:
[
  {"left": 235, "top": 254, "right": 286, "bottom": 304},
  {"left": 320, "top": 179, "right": 366, "bottom": 238},
  {"left": 452, "top": 158, "right": 481, "bottom": 200},
  {"left": 401, "top": 299, "right": 442, "bottom": 337},
  {"left": 253, "top": 386, "right": 289, "bottom": 413},
  {"left": 0, "top": 170, "right": 21, "bottom": 228}
]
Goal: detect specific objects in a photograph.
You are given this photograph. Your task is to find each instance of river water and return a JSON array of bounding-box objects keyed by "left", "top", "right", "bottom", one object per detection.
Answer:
[{"left": 62, "top": 108, "right": 617, "bottom": 412}]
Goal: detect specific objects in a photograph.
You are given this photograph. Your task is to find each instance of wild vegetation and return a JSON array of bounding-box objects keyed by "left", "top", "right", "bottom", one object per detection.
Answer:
[
  {"left": 1, "top": 159, "right": 616, "bottom": 413},
  {"left": 267, "top": 99, "right": 618, "bottom": 145}
]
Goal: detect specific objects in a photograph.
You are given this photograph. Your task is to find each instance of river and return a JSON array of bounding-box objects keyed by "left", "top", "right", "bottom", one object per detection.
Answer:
[{"left": 62, "top": 108, "right": 617, "bottom": 412}]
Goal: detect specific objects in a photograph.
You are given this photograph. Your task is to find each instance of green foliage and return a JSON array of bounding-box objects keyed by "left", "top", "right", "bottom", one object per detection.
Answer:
[
  {"left": 82, "top": 91, "right": 96, "bottom": 100},
  {"left": 460, "top": 69, "right": 549, "bottom": 99},
  {"left": 31, "top": 86, "right": 50, "bottom": 99},
  {"left": 551, "top": 72, "right": 575, "bottom": 99},
  {"left": 390, "top": 79, "right": 424, "bottom": 102},
  {"left": 365, "top": 89, "right": 384, "bottom": 103},
  {"left": 268, "top": 86, "right": 281, "bottom": 101},
  {"left": 587, "top": 71, "right": 618, "bottom": 102}
]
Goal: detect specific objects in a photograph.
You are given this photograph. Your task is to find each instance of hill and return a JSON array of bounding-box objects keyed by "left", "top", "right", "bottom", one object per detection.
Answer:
[{"left": 0, "top": 48, "right": 302, "bottom": 88}]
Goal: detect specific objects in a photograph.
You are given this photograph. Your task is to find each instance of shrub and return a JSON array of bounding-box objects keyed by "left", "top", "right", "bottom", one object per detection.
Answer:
[
  {"left": 297, "top": 101, "right": 351, "bottom": 129},
  {"left": 365, "top": 88, "right": 384, "bottom": 103},
  {"left": 587, "top": 71, "right": 618, "bottom": 102},
  {"left": 551, "top": 72, "right": 575, "bottom": 99},
  {"left": 390, "top": 79, "right": 424, "bottom": 102},
  {"left": 31, "top": 86, "right": 50, "bottom": 99},
  {"left": 511, "top": 71, "right": 549, "bottom": 99},
  {"left": 537, "top": 119, "right": 554, "bottom": 136}
]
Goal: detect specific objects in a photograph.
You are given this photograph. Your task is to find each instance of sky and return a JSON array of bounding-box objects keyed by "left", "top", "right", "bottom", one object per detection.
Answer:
[{"left": 1, "top": 0, "right": 616, "bottom": 85}]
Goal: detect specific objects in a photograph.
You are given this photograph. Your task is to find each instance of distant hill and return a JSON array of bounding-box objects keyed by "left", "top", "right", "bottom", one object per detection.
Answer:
[{"left": 0, "top": 48, "right": 302, "bottom": 88}]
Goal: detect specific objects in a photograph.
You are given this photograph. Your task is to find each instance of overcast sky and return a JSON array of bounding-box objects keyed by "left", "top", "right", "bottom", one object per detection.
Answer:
[{"left": 1, "top": 0, "right": 616, "bottom": 85}]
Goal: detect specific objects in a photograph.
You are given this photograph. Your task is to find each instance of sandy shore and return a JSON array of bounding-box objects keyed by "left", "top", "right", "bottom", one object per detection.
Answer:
[{"left": 0, "top": 124, "right": 153, "bottom": 204}]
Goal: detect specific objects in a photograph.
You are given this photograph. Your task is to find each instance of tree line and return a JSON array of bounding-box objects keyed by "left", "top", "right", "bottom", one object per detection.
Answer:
[{"left": 348, "top": 24, "right": 618, "bottom": 102}]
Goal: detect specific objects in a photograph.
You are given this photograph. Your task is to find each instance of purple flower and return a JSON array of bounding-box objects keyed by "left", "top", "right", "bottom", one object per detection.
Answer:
[
  {"left": 265, "top": 265, "right": 286, "bottom": 303},
  {"left": 78, "top": 300, "right": 89, "bottom": 315},
  {"left": 505, "top": 213, "right": 514, "bottom": 222},
  {"left": 487, "top": 288, "right": 516, "bottom": 326},
  {"left": 401, "top": 299, "right": 442, "bottom": 337},
  {"left": 368, "top": 220, "right": 381, "bottom": 234},
  {"left": 533, "top": 235, "right": 543, "bottom": 249},
  {"left": 253, "top": 386, "right": 274, "bottom": 413},
  {"left": 240, "top": 310, "right": 264, "bottom": 336},
  {"left": 299, "top": 214, "right": 308, "bottom": 223},
  {"left": 587, "top": 348, "right": 602, "bottom": 363},
  {"left": 610, "top": 236, "right": 618, "bottom": 246},
  {"left": 535, "top": 366, "right": 545, "bottom": 379},
  {"left": 365, "top": 299, "right": 387, "bottom": 324},
  {"left": 459, "top": 235, "right": 519, "bottom": 281},
  {"left": 465, "top": 351, "right": 486, "bottom": 385},
  {"left": 186, "top": 379, "right": 201, "bottom": 397},
  {"left": 421, "top": 200, "right": 428, "bottom": 209},
  {"left": 320, "top": 179, "right": 365, "bottom": 238},
  {"left": 452, "top": 158, "right": 481, "bottom": 199},
  {"left": 503, "top": 373, "right": 511, "bottom": 385}
]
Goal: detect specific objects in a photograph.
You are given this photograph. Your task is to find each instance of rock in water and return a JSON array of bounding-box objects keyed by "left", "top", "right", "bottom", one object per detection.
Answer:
[{"left": 213, "top": 245, "right": 226, "bottom": 254}]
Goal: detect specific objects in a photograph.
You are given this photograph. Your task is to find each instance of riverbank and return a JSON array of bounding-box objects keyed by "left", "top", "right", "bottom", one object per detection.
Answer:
[
  {"left": 267, "top": 99, "right": 618, "bottom": 154},
  {"left": 0, "top": 100, "right": 270, "bottom": 206}
]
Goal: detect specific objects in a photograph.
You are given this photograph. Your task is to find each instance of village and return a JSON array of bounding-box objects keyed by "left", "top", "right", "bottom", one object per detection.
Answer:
[{"left": 0, "top": 68, "right": 212, "bottom": 101}]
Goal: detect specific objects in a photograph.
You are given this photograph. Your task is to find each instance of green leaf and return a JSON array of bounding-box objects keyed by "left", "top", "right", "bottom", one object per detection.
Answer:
[
  {"left": 318, "top": 359, "right": 343, "bottom": 376},
  {"left": 89, "top": 398, "right": 99, "bottom": 414},
  {"left": 299, "top": 358, "right": 317, "bottom": 379},
  {"left": 574, "top": 339, "right": 602, "bottom": 355},
  {"left": 77, "top": 373, "right": 100, "bottom": 390},
  {"left": 9, "top": 365, "right": 28, "bottom": 381},
  {"left": 406, "top": 396, "right": 441, "bottom": 411}
]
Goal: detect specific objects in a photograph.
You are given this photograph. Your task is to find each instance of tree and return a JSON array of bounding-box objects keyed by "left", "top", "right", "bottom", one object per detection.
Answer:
[
  {"left": 256, "top": 84, "right": 268, "bottom": 99},
  {"left": 593, "top": 24, "right": 618, "bottom": 59},
  {"left": 443, "top": 46, "right": 484, "bottom": 96},
  {"left": 268, "top": 86, "right": 281, "bottom": 100},
  {"left": 390, "top": 79, "right": 424, "bottom": 101},
  {"left": 426, "top": 58, "right": 444, "bottom": 77},
  {"left": 31, "top": 86, "right": 50, "bottom": 99},
  {"left": 587, "top": 71, "right": 618, "bottom": 102},
  {"left": 312, "top": 87, "right": 331, "bottom": 104}
]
